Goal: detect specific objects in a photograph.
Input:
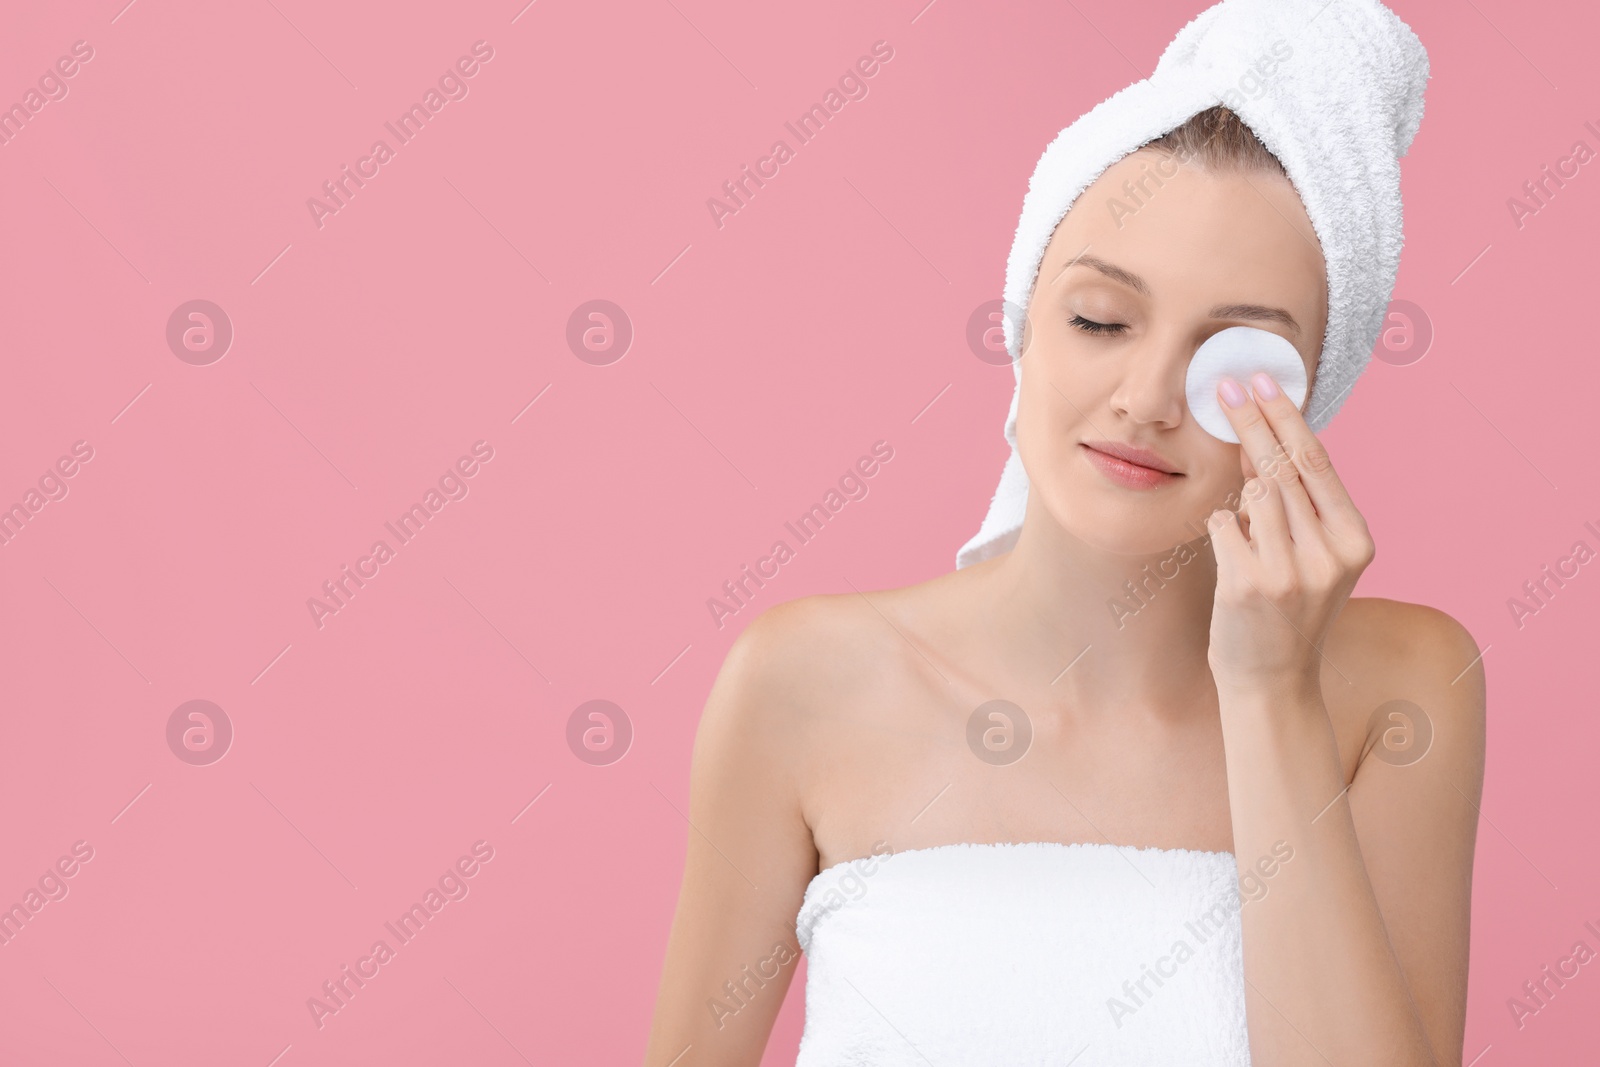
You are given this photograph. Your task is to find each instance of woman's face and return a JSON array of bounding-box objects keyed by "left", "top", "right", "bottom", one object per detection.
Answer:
[{"left": 1013, "top": 147, "right": 1329, "bottom": 556}]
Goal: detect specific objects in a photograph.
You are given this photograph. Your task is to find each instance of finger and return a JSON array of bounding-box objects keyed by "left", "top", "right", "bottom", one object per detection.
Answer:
[
  {"left": 1244, "top": 371, "right": 1365, "bottom": 541},
  {"left": 1239, "top": 475, "right": 1293, "bottom": 573},
  {"left": 1220, "top": 375, "right": 1323, "bottom": 548},
  {"left": 1219, "top": 374, "right": 1288, "bottom": 483},
  {"left": 1254, "top": 431, "right": 1325, "bottom": 549},
  {"left": 1207, "top": 506, "right": 1252, "bottom": 582}
]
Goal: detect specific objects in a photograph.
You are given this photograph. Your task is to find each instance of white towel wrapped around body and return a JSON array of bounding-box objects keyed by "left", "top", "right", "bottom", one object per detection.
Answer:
[{"left": 793, "top": 841, "right": 1252, "bottom": 1066}]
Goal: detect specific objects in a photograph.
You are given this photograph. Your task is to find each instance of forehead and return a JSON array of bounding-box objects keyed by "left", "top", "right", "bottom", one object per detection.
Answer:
[{"left": 1040, "top": 150, "right": 1327, "bottom": 311}]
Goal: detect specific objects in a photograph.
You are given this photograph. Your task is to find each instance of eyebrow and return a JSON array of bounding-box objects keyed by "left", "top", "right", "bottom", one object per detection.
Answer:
[{"left": 1062, "top": 252, "right": 1302, "bottom": 337}]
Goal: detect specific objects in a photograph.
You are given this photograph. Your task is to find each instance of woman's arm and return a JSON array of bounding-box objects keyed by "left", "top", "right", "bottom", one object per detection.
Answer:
[
  {"left": 643, "top": 604, "right": 821, "bottom": 1067},
  {"left": 1217, "top": 605, "right": 1484, "bottom": 1066},
  {"left": 1205, "top": 376, "right": 1486, "bottom": 1065}
]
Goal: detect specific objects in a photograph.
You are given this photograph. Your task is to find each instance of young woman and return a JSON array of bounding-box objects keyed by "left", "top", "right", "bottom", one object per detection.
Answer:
[{"left": 645, "top": 11, "right": 1482, "bottom": 1067}]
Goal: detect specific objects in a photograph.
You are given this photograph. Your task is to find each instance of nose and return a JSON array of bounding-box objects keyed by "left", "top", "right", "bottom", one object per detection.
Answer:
[{"left": 1107, "top": 335, "right": 1188, "bottom": 428}]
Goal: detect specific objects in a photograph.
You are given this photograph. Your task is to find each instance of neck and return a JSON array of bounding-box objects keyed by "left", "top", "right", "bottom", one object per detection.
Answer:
[{"left": 978, "top": 499, "right": 1219, "bottom": 716}]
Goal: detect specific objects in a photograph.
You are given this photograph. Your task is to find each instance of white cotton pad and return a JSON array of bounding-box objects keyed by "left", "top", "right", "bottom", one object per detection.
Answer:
[{"left": 1184, "top": 326, "right": 1309, "bottom": 443}]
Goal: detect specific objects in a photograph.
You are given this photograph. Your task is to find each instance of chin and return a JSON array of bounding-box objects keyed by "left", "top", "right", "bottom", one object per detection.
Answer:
[{"left": 1042, "top": 472, "right": 1212, "bottom": 556}]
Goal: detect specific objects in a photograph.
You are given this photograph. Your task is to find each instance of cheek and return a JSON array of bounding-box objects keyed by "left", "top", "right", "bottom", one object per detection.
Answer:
[
  {"left": 1016, "top": 335, "right": 1111, "bottom": 435},
  {"left": 1186, "top": 451, "right": 1246, "bottom": 509},
  {"left": 1015, "top": 360, "right": 1076, "bottom": 450}
]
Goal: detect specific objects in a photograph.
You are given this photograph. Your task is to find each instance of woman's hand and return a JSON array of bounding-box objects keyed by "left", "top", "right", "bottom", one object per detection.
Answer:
[{"left": 1205, "top": 372, "right": 1376, "bottom": 696}]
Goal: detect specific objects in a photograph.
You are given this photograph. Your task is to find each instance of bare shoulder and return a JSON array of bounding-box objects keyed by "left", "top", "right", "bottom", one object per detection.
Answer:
[
  {"left": 1324, "top": 597, "right": 1487, "bottom": 776},
  {"left": 746, "top": 588, "right": 911, "bottom": 666},
  {"left": 716, "top": 590, "right": 915, "bottom": 707},
  {"left": 1329, "top": 597, "right": 1484, "bottom": 679},
  {"left": 698, "top": 584, "right": 935, "bottom": 760}
]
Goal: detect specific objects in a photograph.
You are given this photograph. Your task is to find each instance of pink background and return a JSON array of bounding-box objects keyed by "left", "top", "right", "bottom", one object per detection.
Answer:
[{"left": 0, "top": 0, "right": 1594, "bottom": 1063}]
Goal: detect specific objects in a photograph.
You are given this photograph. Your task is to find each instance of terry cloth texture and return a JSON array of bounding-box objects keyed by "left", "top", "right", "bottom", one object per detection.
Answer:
[
  {"left": 956, "top": 0, "right": 1429, "bottom": 570},
  {"left": 793, "top": 841, "right": 1253, "bottom": 1065}
]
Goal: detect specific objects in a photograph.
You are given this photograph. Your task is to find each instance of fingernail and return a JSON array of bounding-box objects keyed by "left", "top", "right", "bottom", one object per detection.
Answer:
[
  {"left": 1251, "top": 372, "right": 1281, "bottom": 401},
  {"left": 1219, "top": 378, "right": 1247, "bottom": 408}
]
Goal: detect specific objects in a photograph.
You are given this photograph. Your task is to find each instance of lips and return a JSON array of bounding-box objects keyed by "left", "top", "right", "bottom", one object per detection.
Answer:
[
  {"left": 1079, "top": 441, "right": 1182, "bottom": 490},
  {"left": 1080, "top": 440, "right": 1181, "bottom": 474}
]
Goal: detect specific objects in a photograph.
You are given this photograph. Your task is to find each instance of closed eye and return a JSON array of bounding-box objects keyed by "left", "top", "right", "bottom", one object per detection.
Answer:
[{"left": 1070, "top": 314, "right": 1126, "bottom": 336}]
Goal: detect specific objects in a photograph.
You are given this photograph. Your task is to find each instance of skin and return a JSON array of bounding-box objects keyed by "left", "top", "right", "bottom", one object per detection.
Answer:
[{"left": 643, "top": 148, "right": 1485, "bottom": 1067}]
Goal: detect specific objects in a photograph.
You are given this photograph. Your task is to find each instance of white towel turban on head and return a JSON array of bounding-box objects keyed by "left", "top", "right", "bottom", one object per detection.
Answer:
[{"left": 955, "top": 0, "right": 1430, "bottom": 570}]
